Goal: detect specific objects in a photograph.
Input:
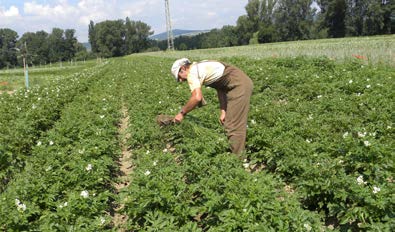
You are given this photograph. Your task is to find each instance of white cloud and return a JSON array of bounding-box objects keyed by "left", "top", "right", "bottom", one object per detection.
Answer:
[
  {"left": 0, "top": 5, "right": 21, "bottom": 29},
  {"left": 24, "top": 1, "right": 77, "bottom": 18},
  {"left": 24, "top": 2, "right": 52, "bottom": 15},
  {"left": 0, "top": 5, "right": 20, "bottom": 17},
  {"left": 77, "top": 0, "right": 116, "bottom": 24},
  {"left": 207, "top": 12, "right": 217, "bottom": 17},
  {"left": 1, "top": 0, "right": 246, "bottom": 42}
]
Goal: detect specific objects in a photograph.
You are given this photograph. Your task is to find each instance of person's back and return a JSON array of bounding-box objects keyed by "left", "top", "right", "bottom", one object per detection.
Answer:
[{"left": 170, "top": 58, "right": 253, "bottom": 155}]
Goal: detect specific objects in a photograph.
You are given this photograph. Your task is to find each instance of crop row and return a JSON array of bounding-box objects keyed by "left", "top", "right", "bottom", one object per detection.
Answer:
[
  {"left": 117, "top": 56, "right": 323, "bottom": 231},
  {"left": 119, "top": 56, "right": 394, "bottom": 230},
  {"left": 0, "top": 63, "right": 108, "bottom": 192},
  {"left": 0, "top": 55, "right": 392, "bottom": 230},
  {"left": 236, "top": 57, "right": 394, "bottom": 230},
  {"left": 0, "top": 61, "right": 122, "bottom": 230}
]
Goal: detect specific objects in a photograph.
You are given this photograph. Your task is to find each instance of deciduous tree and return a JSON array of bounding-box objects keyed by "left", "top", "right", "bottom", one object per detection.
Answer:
[{"left": 0, "top": 28, "right": 18, "bottom": 69}]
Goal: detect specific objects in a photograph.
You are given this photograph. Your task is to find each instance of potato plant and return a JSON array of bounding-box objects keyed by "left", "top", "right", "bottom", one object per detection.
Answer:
[
  {"left": 0, "top": 54, "right": 393, "bottom": 231},
  {"left": 0, "top": 63, "right": 108, "bottom": 192},
  {"left": 0, "top": 61, "right": 121, "bottom": 230}
]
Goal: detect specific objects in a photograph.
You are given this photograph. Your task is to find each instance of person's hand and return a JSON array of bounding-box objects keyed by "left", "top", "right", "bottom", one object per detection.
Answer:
[
  {"left": 174, "top": 113, "right": 184, "bottom": 123},
  {"left": 219, "top": 110, "right": 226, "bottom": 125}
]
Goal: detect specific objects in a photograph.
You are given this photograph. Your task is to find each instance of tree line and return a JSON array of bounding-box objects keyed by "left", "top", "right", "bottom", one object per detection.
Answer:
[
  {"left": 0, "top": 0, "right": 393, "bottom": 69},
  {"left": 0, "top": 28, "right": 88, "bottom": 69},
  {"left": 0, "top": 17, "right": 154, "bottom": 69},
  {"left": 153, "top": 0, "right": 394, "bottom": 50},
  {"left": 88, "top": 17, "right": 153, "bottom": 58}
]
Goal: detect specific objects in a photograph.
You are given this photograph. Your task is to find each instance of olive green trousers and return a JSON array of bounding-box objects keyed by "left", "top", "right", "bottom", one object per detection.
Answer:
[{"left": 208, "top": 64, "right": 253, "bottom": 155}]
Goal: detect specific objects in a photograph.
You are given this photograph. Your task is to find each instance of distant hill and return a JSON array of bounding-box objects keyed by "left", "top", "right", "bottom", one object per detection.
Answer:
[
  {"left": 150, "top": 29, "right": 210, "bottom": 41},
  {"left": 81, "top": 29, "right": 210, "bottom": 49}
]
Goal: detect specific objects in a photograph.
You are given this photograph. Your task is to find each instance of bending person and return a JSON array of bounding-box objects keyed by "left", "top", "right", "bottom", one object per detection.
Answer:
[{"left": 170, "top": 58, "right": 253, "bottom": 155}]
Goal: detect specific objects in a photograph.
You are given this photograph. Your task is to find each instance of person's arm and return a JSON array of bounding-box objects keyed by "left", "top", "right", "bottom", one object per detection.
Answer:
[
  {"left": 217, "top": 89, "right": 227, "bottom": 125},
  {"left": 174, "top": 88, "right": 203, "bottom": 122}
]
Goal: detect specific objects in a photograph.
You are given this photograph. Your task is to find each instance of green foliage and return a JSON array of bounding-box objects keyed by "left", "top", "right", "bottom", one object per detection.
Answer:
[
  {"left": 236, "top": 15, "right": 255, "bottom": 45},
  {"left": 1, "top": 0, "right": 393, "bottom": 62},
  {"left": 0, "top": 63, "right": 107, "bottom": 191},
  {"left": 344, "top": 0, "right": 393, "bottom": 36},
  {"left": 274, "top": 0, "right": 315, "bottom": 41},
  {"left": 318, "top": 0, "right": 347, "bottom": 38},
  {"left": 14, "top": 28, "right": 85, "bottom": 67},
  {"left": 257, "top": 23, "right": 278, "bottom": 43},
  {"left": 116, "top": 56, "right": 393, "bottom": 230},
  {"left": 0, "top": 54, "right": 393, "bottom": 230},
  {"left": 0, "top": 59, "right": 122, "bottom": 229},
  {"left": 89, "top": 18, "right": 153, "bottom": 58},
  {"left": 239, "top": 56, "right": 394, "bottom": 230},
  {"left": 0, "top": 28, "right": 18, "bottom": 69}
]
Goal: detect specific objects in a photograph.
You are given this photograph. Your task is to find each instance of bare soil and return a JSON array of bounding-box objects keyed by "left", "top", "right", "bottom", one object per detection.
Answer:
[
  {"left": 112, "top": 105, "right": 133, "bottom": 231},
  {"left": 0, "top": 90, "right": 15, "bottom": 95}
]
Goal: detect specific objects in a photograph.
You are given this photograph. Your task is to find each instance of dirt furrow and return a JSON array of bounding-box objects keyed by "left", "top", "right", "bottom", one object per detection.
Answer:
[{"left": 112, "top": 105, "right": 133, "bottom": 231}]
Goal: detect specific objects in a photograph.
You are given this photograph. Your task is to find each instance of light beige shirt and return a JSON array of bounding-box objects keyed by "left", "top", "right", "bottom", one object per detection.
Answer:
[{"left": 187, "top": 61, "right": 225, "bottom": 91}]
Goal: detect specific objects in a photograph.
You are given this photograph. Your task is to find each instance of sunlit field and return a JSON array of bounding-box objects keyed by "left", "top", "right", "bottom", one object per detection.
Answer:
[
  {"left": 1, "top": 35, "right": 393, "bottom": 92},
  {"left": 0, "top": 36, "right": 393, "bottom": 230},
  {"left": 142, "top": 35, "right": 395, "bottom": 67},
  {"left": 0, "top": 60, "right": 97, "bottom": 92}
]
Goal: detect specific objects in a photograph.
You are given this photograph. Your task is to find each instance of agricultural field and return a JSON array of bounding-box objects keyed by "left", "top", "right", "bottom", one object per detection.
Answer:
[
  {"left": 144, "top": 35, "right": 395, "bottom": 67},
  {"left": 0, "top": 60, "right": 98, "bottom": 93},
  {"left": 0, "top": 36, "right": 394, "bottom": 231}
]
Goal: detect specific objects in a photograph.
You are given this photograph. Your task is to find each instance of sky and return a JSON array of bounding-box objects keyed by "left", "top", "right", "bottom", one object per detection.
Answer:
[{"left": 0, "top": 0, "right": 247, "bottom": 42}]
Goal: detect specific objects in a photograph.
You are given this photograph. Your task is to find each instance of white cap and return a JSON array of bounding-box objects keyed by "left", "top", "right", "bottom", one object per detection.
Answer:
[{"left": 171, "top": 58, "right": 191, "bottom": 81}]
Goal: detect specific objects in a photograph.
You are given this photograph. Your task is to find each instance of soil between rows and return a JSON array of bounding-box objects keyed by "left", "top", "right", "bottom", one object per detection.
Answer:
[{"left": 112, "top": 105, "right": 133, "bottom": 230}]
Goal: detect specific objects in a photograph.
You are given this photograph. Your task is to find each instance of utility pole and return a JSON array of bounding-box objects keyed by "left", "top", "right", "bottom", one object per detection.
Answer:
[
  {"left": 165, "top": 0, "right": 175, "bottom": 50},
  {"left": 22, "top": 42, "right": 29, "bottom": 88},
  {"left": 12, "top": 42, "right": 29, "bottom": 88}
]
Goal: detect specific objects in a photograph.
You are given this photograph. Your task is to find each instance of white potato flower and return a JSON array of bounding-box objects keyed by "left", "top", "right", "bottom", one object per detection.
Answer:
[
  {"left": 372, "top": 186, "right": 381, "bottom": 194},
  {"left": 357, "top": 175, "right": 367, "bottom": 185},
  {"left": 358, "top": 132, "right": 366, "bottom": 138},
  {"left": 15, "top": 199, "right": 27, "bottom": 212},
  {"left": 100, "top": 217, "right": 106, "bottom": 225},
  {"left": 86, "top": 164, "right": 93, "bottom": 171},
  {"left": 59, "top": 202, "right": 68, "bottom": 208},
  {"left": 243, "top": 159, "right": 250, "bottom": 169},
  {"left": 343, "top": 132, "right": 349, "bottom": 138},
  {"left": 80, "top": 190, "right": 89, "bottom": 198},
  {"left": 304, "top": 223, "right": 312, "bottom": 231}
]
